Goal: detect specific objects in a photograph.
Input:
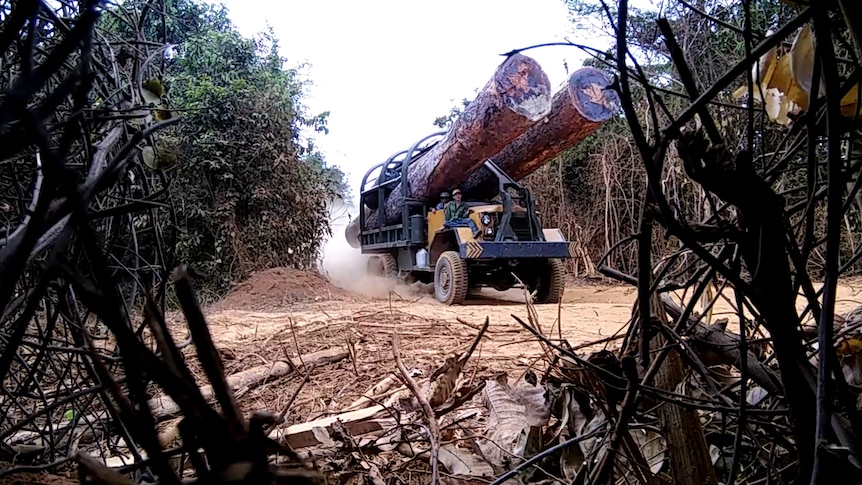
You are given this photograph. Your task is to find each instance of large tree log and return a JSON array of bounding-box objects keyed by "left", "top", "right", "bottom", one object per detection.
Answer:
[
  {"left": 345, "top": 65, "right": 619, "bottom": 247},
  {"left": 364, "top": 53, "right": 552, "bottom": 229},
  {"left": 460, "top": 66, "right": 619, "bottom": 201}
]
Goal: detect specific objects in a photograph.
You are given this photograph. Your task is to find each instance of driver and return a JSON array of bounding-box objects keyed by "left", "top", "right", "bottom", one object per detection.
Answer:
[{"left": 443, "top": 188, "right": 480, "bottom": 237}]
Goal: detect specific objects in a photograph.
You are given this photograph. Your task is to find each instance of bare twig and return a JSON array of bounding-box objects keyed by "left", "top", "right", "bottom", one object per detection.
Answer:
[{"left": 392, "top": 331, "right": 440, "bottom": 485}]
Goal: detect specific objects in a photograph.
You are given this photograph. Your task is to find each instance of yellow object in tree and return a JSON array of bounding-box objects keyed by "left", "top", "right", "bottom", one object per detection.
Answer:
[
  {"left": 141, "top": 78, "right": 172, "bottom": 122},
  {"left": 733, "top": 24, "right": 860, "bottom": 124}
]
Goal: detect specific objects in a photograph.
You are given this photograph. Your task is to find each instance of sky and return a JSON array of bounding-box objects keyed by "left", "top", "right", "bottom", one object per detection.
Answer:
[{"left": 211, "top": 0, "right": 613, "bottom": 201}]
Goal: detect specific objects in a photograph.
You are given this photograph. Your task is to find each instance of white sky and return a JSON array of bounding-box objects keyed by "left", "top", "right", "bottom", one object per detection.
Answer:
[{"left": 211, "top": 0, "right": 613, "bottom": 197}]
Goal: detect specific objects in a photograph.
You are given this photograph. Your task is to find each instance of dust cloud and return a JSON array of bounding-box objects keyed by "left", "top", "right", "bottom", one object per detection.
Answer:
[{"left": 317, "top": 198, "right": 433, "bottom": 300}]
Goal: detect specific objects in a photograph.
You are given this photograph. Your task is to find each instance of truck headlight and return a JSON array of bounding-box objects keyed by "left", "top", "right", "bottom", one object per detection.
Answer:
[{"left": 481, "top": 213, "right": 492, "bottom": 225}]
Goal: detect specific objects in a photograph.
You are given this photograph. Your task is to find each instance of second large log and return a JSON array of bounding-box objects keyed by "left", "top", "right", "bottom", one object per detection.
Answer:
[{"left": 460, "top": 66, "right": 620, "bottom": 200}]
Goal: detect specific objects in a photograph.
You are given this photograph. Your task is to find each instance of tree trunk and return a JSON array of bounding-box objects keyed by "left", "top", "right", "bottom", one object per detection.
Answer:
[
  {"left": 644, "top": 293, "right": 719, "bottom": 485},
  {"left": 461, "top": 66, "right": 619, "bottom": 200},
  {"left": 362, "top": 53, "right": 553, "bottom": 229}
]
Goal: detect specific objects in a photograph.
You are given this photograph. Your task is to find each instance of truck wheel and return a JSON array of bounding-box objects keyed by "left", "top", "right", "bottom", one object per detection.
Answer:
[
  {"left": 367, "top": 254, "right": 398, "bottom": 278},
  {"left": 535, "top": 259, "right": 565, "bottom": 304},
  {"left": 434, "top": 251, "right": 468, "bottom": 305}
]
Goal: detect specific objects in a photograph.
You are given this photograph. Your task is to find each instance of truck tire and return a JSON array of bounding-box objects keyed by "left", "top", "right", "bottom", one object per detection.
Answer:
[
  {"left": 367, "top": 254, "right": 398, "bottom": 278},
  {"left": 535, "top": 259, "right": 565, "bottom": 304},
  {"left": 434, "top": 251, "right": 468, "bottom": 305}
]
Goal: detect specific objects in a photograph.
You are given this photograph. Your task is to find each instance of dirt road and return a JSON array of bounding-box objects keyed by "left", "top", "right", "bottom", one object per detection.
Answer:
[{"left": 191, "top": 267, "right": 862, "bottom": 423}]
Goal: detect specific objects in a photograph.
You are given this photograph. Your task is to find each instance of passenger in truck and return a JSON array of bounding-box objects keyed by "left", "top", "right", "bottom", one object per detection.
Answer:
[{"left": 435, "top": 191, "right": 451, "bottom": 210}]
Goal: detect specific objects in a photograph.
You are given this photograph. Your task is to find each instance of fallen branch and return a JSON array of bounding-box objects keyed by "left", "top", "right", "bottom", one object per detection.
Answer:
[
  {"left": 393, "top": 331, "right": 441, "bottom": 485},
  {"left": 146, "top": 346, "right": 349, "bottom": 419},
  {"left": 661, "top": 295, "right": 784, "bottom": 396},
  {"left": 272, "top": 405, "right": 396, "bottom": 449},
  {"left": 345, "top": 375, "right": 402, "bottom": 412},
  {"left": 4, "top": 346, "right": 349, "bottom": 449}
]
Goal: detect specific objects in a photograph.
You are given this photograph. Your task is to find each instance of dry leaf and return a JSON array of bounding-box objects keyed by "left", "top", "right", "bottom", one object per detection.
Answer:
[
  {"left": 790, "top": 24, "right": 815, "bottom": 95},
  {"left": 628, "top": 428, "right": 666, "bottom": 475},
  {"left": 479, "top": 375, "right": 533, "bottom": 467},
  {"left": 511, "top": 378, "right": 550, "bottom": 427},
  {"left": 838, "top": 337, "right": 862, "bottom": 386},
  {"left": 141, "top": 87, "right": 161, "bottom": 107},
  {"left": 841, "top": 85, "right": 862, "bottom": 120},
  {"left": 141, "top": 146, "right": 157, "bottom": 170},
  {"left": 140, "top": 83, "right": 172, "bottom": 122},
  {"left": 438, "top": 443, "right": 495, "bottom": 478},
  {"left": 555, "top": 432, "right": 586, "bottom": 481},
  {"left": 578, "top": 411, "right": 608, "bottom": 459},
  {"left": 837, "top": 338, "right": 862, "bottom": 356}
]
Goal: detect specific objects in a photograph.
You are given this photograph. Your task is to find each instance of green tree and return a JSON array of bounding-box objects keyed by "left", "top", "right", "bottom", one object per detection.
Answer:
[{"left": 100, "top": 0, "right": 348, "bottom": 300}]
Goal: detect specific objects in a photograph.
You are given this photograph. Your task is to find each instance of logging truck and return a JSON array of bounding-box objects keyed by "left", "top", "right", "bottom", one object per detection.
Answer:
[{"left": 353, "top": 132, "right": 572, "bottom": 305}]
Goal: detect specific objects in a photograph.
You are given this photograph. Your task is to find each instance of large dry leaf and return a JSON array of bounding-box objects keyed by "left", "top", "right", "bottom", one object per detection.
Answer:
[
  {"left": 438, "top": 443, "right": 495, "bottom": 478},
  {"left": 556, "top": 432, "right": 586, "bottom": 481},
  {"left": 790, "top": 24, "right": 815, "bottom": 96},
  {"left": 141, "top": 86, "right": 162, "bottom": 107},
  {"left": 627, "top": 428, "right": 666, "bottom": 475},
  {"left": 479, "top": 375, "right": 539, "bottom": 467},
  {"left": 746, "top": 385, "right": 769, "bottom": 406},
  {"left": 578, "top": 411, "right": 608, "bottom": 460},
  {"left": 141, "top": 146, "right": 157, "bottom": 170},
  {"left": 511, "top": 378, "right": 551, "bottom": 427}
]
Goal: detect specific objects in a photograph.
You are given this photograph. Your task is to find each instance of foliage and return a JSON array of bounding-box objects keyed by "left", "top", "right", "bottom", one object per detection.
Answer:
[
  {"left": 433, "top": 96, "right": 474, "bottom": 129},
  {"left": 99, "top": 0, "right": 348, "bottom": 301}
]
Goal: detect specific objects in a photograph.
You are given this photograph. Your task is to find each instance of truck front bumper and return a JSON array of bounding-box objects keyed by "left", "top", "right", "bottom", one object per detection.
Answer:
[{"left": 459, "top": 241, "right": 576, "bottom": 260}]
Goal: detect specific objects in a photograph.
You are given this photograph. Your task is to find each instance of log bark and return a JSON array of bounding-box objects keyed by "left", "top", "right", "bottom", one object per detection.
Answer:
[
  {"left": 460, "top": 67, "right": 619, "bottom": 201},
  {"left": 644, "top": 293, "right": 718, "bottom": 485},
  {"left": 363, "top": 53, "right": 552, "bottom": 228}
]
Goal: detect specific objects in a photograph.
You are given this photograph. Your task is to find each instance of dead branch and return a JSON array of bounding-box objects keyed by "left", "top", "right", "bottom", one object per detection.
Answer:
[{"left": 393, "top": 331, "right": 441, "bottom": 485}]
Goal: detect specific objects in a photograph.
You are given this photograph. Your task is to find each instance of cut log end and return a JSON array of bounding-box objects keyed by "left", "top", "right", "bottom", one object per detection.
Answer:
[
  {"left": 568, "top": 67, "right": 621, "bottom": 123},
  {"left": 495, "top": 53, "right": 553, "bottom": 121},
  {"left": 345, "top": 219, "right": 360, "bottom": 248}
]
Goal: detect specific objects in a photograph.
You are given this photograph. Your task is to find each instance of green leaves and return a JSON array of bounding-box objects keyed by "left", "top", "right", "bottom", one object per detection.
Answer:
[{"left": 134, "top": 0, "right": 348, "bottom": 300}]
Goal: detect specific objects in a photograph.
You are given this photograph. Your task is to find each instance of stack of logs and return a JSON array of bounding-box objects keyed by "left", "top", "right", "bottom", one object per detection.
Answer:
[{"left": 345, "top": 53, "right": 620, "bottom": 247}]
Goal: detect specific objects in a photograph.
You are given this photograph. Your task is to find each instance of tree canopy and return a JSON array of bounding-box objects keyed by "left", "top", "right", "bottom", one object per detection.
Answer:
[{"left": 98, "top": 0, "right": 348, "bottom": 300}]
